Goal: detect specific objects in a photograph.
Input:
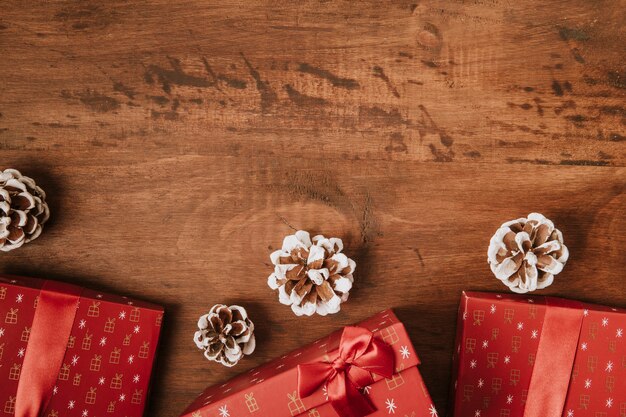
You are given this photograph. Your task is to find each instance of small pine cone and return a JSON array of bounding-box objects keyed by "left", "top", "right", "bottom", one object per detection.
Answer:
[
  {"left": 0, "top": 169, "right": 50, "bottom": 252},
  {"left": 193, "top": 304, "right": 255, "bottom": 367},
  {"left": 488, "top": 213, "right": 569, "bottom": 294},
  {"left": 267, "top": 230, "right": 356, "bottom": 316}
]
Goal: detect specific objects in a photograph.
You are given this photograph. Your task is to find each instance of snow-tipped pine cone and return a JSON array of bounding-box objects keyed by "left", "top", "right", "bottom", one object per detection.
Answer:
[
  {"left": 194, "top": 304, "right": 256, "bottom": 367},
  {"left": 488, "top": 213, "right": 569, "bottom": 294},
  {"left": 267, "top": 230, "right": 356, "bottom": 316},
  {"left": 0, "top": 169, "right": 50, "bottom": 252}
]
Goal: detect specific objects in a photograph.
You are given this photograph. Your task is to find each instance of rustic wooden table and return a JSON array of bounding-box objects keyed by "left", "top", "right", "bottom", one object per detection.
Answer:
[{"left": 1, "top": 1, "right": 624, "bottom": 415}]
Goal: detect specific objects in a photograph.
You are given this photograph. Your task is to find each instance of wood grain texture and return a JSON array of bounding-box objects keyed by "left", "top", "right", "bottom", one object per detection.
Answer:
[{"left": 0, "top": 0, "right": 624, "bottom": 415}]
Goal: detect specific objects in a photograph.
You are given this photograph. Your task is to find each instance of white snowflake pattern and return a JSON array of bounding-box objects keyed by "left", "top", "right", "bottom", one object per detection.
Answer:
[
  {"left": 17, "top": 348, "right": 25, "bottom": 358},
  {"left": 474, "top": 410, "right": 481, "bottom": 417},
  {"left": 605, "top": 361, "right": 613, "bottom": 372},
  {"left": 616, "top": 328, "right": 623, "bottom": 338},
  {"left": 602, "top": 317, "right": 609, "bottom": 327},
  {"left": 53, "top": 386, "right": 58, "bottom": 395},
  {"left": 68, "top": 401, "right": 75, "bottom": 410},
  {"left": 322, "top": 385, "right": 328, "bottom": 400},
  {"left": 429, "top": 404, "right": 438, "bottom": 417},
  {"left": 567, "top": 410, "right": 574, "bottom": 417},
  {"left": 0, "top": 328, "right": 4, "bottom": 337},
  {"left": 99, "top": 337, "right": 107, "bottom": 346},
  {"left": 470, "top": 360, "right": 477, "bottom": 369},
  {"left": 399, "top": 346, "right": 410, "bottom": 359},
  {"left": 584, "top": 379, "right": 592, "bottom": 389},
  {"left": 490, "top": 304, "right": 496, "bottom": 314},
  {"left": 477, "top": 378, "right": 484, "bottom": 388},
  {"left": 119, "top": 393, "right": 126, "bottom": 402},
  {"left": 581, "top": 342, "right": 588, "bottom": 351},
  {"left": 82, "top": 410, "right": 88, "bottom": 417},
  {"left": 119, "top": 310, "right": 127, "bottom": 320},
  {"left": 78, "top": 319, "right": 86, "bottom": 329},
  {"left": 362, "top": 386, "right": 371, "bottom": 395},
  {"left": 134, "top": 325, "right": 141, "bottom": 334},
  {"left": 482, "top": 340, "right": 488, "bottom": 349},
  {"left": 506, "top": 395, "right": 513, "bottom": 404},
  {"left": 128, "top": 354, "right": 135, "bottom": 364},
  {"left": 531, "top": 330, "right": 538, "bottom": 339},
  {"left": 606, "top": 398, "right": 613, "bottom": 408},
  {"left": 71, "top": 355, "right": 80, "bottom": 366},
  {"left": 504, "top": 356, "right": 511, "bottom": 364},
  {"left": 96, "top": 294, "right": 103, "bottom": 299},
  {"left": 385, "top": 398, "right": 397, "bottom": 414},
  {"left": 219, "top": 405, "right": 230, "bottom": 417},
  {"left": 517, "top": 322, "right": 524, "bottom": 331},
  {"left": 16, "top": 294, "right": 23, "bottom": 303},
  {"left": 527, "top": 298, "right": 534, "bottom": 303},
  {"left": 98, "top": 377, "right": 105, "bottom": 385},
  {"left": 583, "top": 309, "right": 589, "bottom": 317},
  {"left": 133, "top": 374, "right": 140, "bottom": 383}
]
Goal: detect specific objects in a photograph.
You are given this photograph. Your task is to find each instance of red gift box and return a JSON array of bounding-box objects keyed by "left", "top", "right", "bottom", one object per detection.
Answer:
[
  {"left": 449, "top": 291, "right": 625, "bottom": 417},
  {"left": 0, "top": 274, "right": 163, "bottom": 417},
  {"left": 181, "top": 310, "right": 438, "bottom": 417}
]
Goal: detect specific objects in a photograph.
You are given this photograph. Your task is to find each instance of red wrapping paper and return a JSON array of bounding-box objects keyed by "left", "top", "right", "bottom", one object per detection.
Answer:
[
  {"left": 450, "top": 291, "right": 626, "bottom": 417},
  {"left": 0, "top": 274, "right": 163, "bottom": 417},
  {"left": 181, "top": 310, "right": 438, "bottom": 417}
]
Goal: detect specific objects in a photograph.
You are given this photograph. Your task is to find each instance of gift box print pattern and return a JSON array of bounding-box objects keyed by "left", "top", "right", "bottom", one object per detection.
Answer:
[
  {"left": 451, "top": 292, "right": 625, "bottom": 417},
  {"left": 0, "top": 275, "right": 163, "bottom": 417},
  {"left": 183, "top": 310, "right": 439, "bottom": 417}
]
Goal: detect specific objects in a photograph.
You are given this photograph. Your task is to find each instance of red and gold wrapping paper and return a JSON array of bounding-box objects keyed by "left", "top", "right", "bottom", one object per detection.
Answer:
[
  {"left": 0, "top": 274, "right": 164, "bottom": 417},
  {"left": 450, "top": 291, "right": 625, "bottom": 417},
  {"left": 181, "top": 310, "right": 438, "bottom": 417}
]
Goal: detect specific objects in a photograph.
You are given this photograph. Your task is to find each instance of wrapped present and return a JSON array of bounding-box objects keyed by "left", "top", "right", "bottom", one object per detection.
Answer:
[
  {"left": 0, "top": 274, "right": 163, "bottom": 417},
  {"left": 449, "top": 291, "right": 625, "bottom": 417},
  {"left": 181, "top": 310, "right": 437, "bottom": 417}
]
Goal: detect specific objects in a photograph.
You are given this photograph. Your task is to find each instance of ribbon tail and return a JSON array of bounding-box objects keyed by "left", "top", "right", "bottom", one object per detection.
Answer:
[{"left": 329, "top": 372, "right": 375, "bottom": 417}]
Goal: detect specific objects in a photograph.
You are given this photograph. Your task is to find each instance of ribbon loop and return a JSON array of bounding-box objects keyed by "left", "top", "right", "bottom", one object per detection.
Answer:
[{"left": 297, "top": 326, "right": 395, "bottom": 417}]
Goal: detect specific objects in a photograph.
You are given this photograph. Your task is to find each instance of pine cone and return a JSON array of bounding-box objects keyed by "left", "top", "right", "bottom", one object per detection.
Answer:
[
  {"left": 488, "top": 213, "right": 569, "bottom": 294},
  {"left": 267, "top": 230, "right": 356, "bottom": 316},
  {"left": 0, "top": 169, "right": 50, "bottom": 252},
  {"left": 193, "top": 304, "right": 255, "bottom": 367}
]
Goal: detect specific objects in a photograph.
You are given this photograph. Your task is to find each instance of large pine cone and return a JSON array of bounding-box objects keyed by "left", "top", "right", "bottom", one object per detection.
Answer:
[
  {"left": 267, "top": 230, "right": 356, "bottom": 316},
  {"left": 193, "top": 304, "right": 255, "bottom": 367},
  {"left": 0, "top": 169, "right": 50, "bottom": 252},
  {"left": 488, "top": 213, "right": 569, "bottom": 294}
]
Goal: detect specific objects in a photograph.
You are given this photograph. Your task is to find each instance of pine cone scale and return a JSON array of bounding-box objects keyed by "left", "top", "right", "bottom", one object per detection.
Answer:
[
  {"left": 229, "top": 321, "right": 245, "bottom": 336},
  {"left": 11, "top": 194, "right": 33, "bottom": 210},
  {"left": 290, "top": 280, "right": 312, "bottom": 304},
  {"left": 23, "top": 216, "right": 38, "bottom": 234},
  {"left": 285, "top": 264, "right": 306, "bottom": 280},
  {"left": 308, "top": 258, "right": 324, "bottom": 270},
  {"left": 316, "top": 281, "right": 336, "bottom": 302},
  {"left": 535, "top": 240, "right": 561, "bottom": 254}
]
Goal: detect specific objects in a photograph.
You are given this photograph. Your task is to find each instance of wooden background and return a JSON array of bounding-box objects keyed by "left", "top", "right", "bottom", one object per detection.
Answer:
[{"left": 1, "top": 0, "right": 624, "bottom": 415}]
